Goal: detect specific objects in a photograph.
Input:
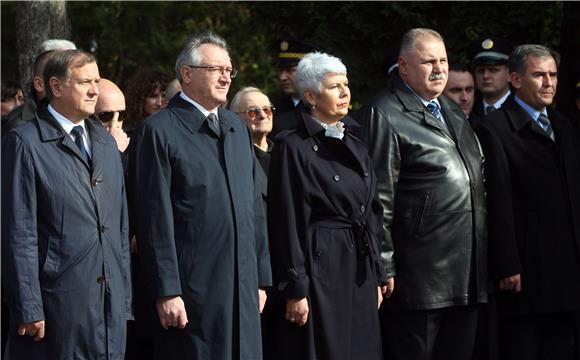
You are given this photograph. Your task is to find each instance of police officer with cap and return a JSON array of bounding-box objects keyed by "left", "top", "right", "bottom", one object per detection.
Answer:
[
  {"left": 470, "top": 37, "right": 514, "bottom": 123},
  {"left": 270, "top": 38, "right": 319, "bottom": 138}
]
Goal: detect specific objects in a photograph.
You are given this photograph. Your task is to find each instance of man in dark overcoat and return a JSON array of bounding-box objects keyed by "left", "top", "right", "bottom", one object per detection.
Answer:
[
  {"left": 358, "top": 28, "right": 488, "bottom": 360},
  {"left": 475, "top": 44, "right": 580, "bottom": 360},
  {"left": 1, "top": 50, "right": 132, "bottom": 359},
  {"left": 127, "top": 32, "right": 271, "bottom": 360}
]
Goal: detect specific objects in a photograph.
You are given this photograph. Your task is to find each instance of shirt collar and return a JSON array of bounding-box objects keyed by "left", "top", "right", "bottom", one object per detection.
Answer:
[
  {"left": 312, "top": 116, "right": 345, "bottom": 140},
  {"left": 403, "top": 81, "right": 442, "bottom": 109},
  {"left": 483, "top": 89, "right": 511, "bottom": 109},
  {"left": 47, "top": 104, "right": 87, "bottom": 136},
  {"left": 291, "top": 97, "right": 300, "bottom": 107},
  {"left": 514, "top": 95, "right": 548, "bottom": 122},
  {"left": 180, "top": 92, "right": 218, "bottom": 118}
]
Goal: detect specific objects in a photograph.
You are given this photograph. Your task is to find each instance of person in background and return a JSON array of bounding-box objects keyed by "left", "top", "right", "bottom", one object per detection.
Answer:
[
  {"left": 164, "top": 78, "right": 182, "bottom": 103},
  {"left": 270, "top": 38, "right": 319, "bottom": 138},
  {"left": 475, "top": 44, "right": 580, "bottom": 360},
  {"left": 1, "top": 39, "right": 76, "bottom": 136},
  {"left": 470, "top": 37, "right": 514, "bottom": 121},
  {"left": 268, "top": 52, "right": 389, "bottom": 360},
  {"left": 358, "top": 28, "right": 488, "bottom": 360},
  {"left": 444, "top": 63, "right": 476, "bottom": 120},
  {"left": 96, "top": 79, "right": 130, "bottom": 153},
  {"left": 1, "top": 80, "right": 25, "bottom": 116},
  {"left": 124, "top": 68, "right": 170, "bottom": 136},
  {"left": 230, "top": 87, "right": 274, "bottom": 174}
]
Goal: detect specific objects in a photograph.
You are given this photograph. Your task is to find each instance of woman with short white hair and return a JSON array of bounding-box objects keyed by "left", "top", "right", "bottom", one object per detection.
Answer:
[{"left": 267, "top": 52, "right": 392, "bottom": 360}]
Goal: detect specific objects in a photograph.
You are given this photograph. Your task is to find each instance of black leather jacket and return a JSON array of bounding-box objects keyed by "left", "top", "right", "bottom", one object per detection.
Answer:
[{"left": 358, "top": 74, "right": 488, "bottom": 309}]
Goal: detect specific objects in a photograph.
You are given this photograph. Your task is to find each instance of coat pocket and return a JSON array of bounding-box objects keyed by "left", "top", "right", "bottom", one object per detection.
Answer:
[
  {"left": 311, "top": 229, "right": 330, "bottom": 280},
  {"left": 41, "top": 235, "right": 62, "bottom": 277},
  {"left": 413, "top": 192, "right": 431, "bottom": 235}
]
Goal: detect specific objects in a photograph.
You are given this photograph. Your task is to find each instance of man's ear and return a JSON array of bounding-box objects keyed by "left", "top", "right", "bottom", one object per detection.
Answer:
[
  {"left": 33, "top": 76, "right": 44, "bottom": 93},
  {"left": 179, "top": 66, "right": 192, "bottom": 85},
  {"left": 398, "top": 56, "right": 407, "bottom": 77},
  {"left": 49, "top": 77, "right": 62, "bottom": 98},
  {"left": 510, "top": 72, "right": 522, "bottom": 90}
]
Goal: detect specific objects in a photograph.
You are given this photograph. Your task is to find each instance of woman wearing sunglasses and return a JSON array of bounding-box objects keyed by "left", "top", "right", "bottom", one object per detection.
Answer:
[
  {"left": 267, "top": 52, "right": 392, "bottom": 360},
  {"left": 230, "top": 87, "right": 275, "bottom": 174}
]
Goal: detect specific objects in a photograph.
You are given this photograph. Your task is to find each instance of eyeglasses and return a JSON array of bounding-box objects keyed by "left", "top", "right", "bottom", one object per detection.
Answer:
[
  {"left": 185, "top": 65, "right": 238, "bottom": 79},
  {"left": 237, "top": 106, "right": 275, "bottom": 119},
  {"left": 97, "top": 110, "right": 126, "bottom": 123}
]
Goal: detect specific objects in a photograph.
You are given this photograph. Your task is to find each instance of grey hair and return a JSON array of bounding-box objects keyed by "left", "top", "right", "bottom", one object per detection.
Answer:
[
  {"left": 508, "top": 44, "right": 560, "bottom": 74},
  {"left": 229, "top": 86, "right": 268, "bottom": 113},
  {"left": 44, "top": 50, "right": 96, "bottom": 101},
  {"left": 295, "top": 52, "right": 347, "bottom": 103},
  {"left": 175, "top": 32, "right": 229, "bottom": 82},
  {"left": 38, "top": 39, "right": 76, "bottom": 55},
  {"left": 399, "top": 28, "right": 444, "bottom": 57}
]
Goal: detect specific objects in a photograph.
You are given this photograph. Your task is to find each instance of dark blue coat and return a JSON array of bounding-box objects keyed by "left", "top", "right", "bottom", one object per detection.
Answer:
[
  {"left": 127, "top": 95, "right": 271, "bottom": 359},
  {"left": 1, "top": 103, "right": 132, "bottom": 359}
]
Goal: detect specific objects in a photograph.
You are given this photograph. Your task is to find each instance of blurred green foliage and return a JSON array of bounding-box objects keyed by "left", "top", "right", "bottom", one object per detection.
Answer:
[{"left": 1, "top": 1, "right": 563, "bottom": 108}]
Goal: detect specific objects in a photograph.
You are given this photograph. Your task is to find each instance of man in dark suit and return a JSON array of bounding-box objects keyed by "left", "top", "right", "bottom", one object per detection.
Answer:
[
  {"left": 2, "top": 49, "right": 132, "bottom": 359},
  {"left": 127, "top": 32, "right": 271, "bottom": 360},
  {"left": 358, "top": 28, "right": 488, "bottom": 360},
  {"left": 475, "top": 44, "right": 580, "bottom": 360}
]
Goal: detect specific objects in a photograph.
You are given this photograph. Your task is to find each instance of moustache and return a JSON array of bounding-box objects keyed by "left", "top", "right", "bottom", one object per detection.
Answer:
[{"left": 429, "top": 73, "right": 446, "bottom": 81}]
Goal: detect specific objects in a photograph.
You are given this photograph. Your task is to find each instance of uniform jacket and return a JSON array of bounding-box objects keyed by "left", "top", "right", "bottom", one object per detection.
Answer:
[
  {"left": 127, "top": 95, "right": 271, "bottom": 360},
  {"left": 267, "top": 113, "right": 387, "bottom": 360},
  {"left": 358, "top": 73, "right": 488, "bottom": 310},
  {"left": 1, "top": 102, "right": 132, "bottom": 359},
  {"left": 475, "top": 97, "right": 580, "bottom": 315},
  {"left": 270, "top": 98, "right": 309, "bottom": 139},
  {"left": 1, "top": 95, "right": 38, "bottom": 138}
]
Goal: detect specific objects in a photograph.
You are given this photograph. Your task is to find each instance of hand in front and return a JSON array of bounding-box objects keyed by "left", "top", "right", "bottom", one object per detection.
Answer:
[
  {"left": 18, "top": 320, "right": 45, "bottom": 342},
  {"left": 258, "top": 288, "right": 267, "bottom": 314},
  {"left": 156, "top": 295, "right": 189, "bottom": 330},
  {"left": 499, "top": 274, "right": 521, "bottom": 292},
  {"left": 378, "top": 277, "right": 395, "bottom": 309},
  {"left": 285, "top": 297, "right": 308, "bottom": 326}
]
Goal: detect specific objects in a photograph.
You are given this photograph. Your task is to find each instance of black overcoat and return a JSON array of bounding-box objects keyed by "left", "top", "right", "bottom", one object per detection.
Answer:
[
  {"left": 267, "top": 113, "right": 387, "bottom": 360},
  {"left": 127, "top": 95, "right": 271, "bottom": 359},
  {"left": 475, "top": 97, "right": 580, "bottom": 315},
  {"left": 1, "top": 103, "right": 132, "bottom": 359}
]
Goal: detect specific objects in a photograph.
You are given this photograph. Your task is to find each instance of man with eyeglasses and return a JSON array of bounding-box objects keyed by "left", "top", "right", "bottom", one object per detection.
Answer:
[
  {"left": 127, "top": 32, "right": 271, "bottom": 360},
  {"left": 95, "top": 79, "right": 129, "bottom": 153}
]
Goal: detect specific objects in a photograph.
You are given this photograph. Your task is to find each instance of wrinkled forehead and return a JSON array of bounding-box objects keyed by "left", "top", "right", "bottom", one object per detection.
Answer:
[
  {"left": 198, "top": 44, "right": 231, "bottom": 65},
  {"left": 243, "top": 92, "right": 270, "bottom": 107}
]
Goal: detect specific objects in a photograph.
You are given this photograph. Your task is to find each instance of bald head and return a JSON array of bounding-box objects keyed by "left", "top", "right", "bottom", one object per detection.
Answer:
[{"left": 96, "top": 79, "right": 126, "bottom": 131}]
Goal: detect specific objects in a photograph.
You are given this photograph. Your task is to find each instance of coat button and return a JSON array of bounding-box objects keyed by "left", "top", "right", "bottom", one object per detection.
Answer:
[
  {"left": 363, "top": 172, "right": 369, "bottom": 177},
  {"left": 315, "top": 251, "right": 322, "bottom": 257},
  {"left": 360, "top": 204, "right": 366, "bottom": 213},
  {"left": 333, "top": 175, "right": 340, "bottom": 181},
  {"left": 96, "top": 276, "right": 105, "bottom": 284},
  {"left": 91, "top": 179, "right": 98, "bottom": 186},
  {"left": 100, "top": 225, "right": 106, "bottom": 233},
  {"left": 312, "top": 145, "right": 319, "bottom": 152}
]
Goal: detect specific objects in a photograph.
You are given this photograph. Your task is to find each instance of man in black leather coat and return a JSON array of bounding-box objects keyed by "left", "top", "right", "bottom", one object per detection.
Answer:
[{"left": 358, "top": 28, "right": 488, "bottom": 360}]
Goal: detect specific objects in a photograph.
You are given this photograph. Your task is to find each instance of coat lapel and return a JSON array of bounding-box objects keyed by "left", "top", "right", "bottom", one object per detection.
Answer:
[
  {"left": 391, "top": 75, "right": 455, "bottom": 142},
  {"left": 504, "top": 98, "right": 553, "bottom": 143},
  {"left": 37, "top": 104, "right": 92, "bottom": 170}
]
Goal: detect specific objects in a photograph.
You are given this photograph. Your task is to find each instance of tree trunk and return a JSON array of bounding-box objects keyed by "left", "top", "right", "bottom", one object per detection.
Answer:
[
  {"left": 555, "top": 2, "right": 580, "bottom": 122},
  {"left": 16, "top": 0, "right": 71, "bottom": 89}
]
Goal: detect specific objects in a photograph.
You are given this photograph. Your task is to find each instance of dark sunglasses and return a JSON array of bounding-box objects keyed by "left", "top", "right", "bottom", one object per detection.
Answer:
[
  {"left": 238, "top": 106, "right": 275, "bottom": 119},
  {"left": 97, "top": 110, "right": 126, "bottom": 123}
]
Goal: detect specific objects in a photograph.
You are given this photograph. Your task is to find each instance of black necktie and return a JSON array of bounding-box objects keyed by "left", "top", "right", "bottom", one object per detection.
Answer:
[
  {"left": 207, "top": 113, "right": 220, "bottom": 136},
  {"left": 537, "top": 114, "right": 555, "bottom": 142},
  {"left": 485, "top": 105, "right": 495, "bottom": 115},
  {"left": 71, "top": 125, "right": 91, "bottom": 164}
]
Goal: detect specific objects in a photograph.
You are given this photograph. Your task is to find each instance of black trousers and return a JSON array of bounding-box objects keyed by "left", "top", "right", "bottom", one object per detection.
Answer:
[
  {"left": 382, "top": 305, "right": 479, "bottom": 360},
  {"left": 498, "top": 311, "right": 576, "bottom": 360}
]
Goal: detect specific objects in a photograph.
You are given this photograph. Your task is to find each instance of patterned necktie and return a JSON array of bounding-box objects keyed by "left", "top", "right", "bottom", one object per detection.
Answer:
[
  {"left": 207, "top": 113, "right": 220, "bottom": 136},
  {"left": 485, "top": 105, "right": 496, "bottom": 115},
  {"left": 537, "top": 114, "right": 555, "bottom": 142},
  {"left": 70, "top": 125, "right": 91, "bottom": 164},
  {"left": 426, "top": 101, "right": 442, "bottom": 119}
]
